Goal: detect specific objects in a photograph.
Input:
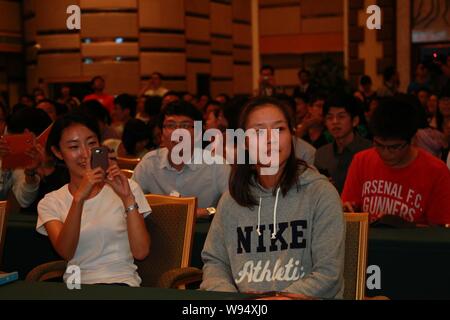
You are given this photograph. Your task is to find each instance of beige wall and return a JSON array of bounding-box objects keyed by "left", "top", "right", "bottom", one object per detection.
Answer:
[
  {"left": 0, "top": 0, "right": 24, "bottom": 106},
  {"left": 259, "top": 0, "right": 344, "bottom": 91},
  {"left": 23, "top": 0, "right": 252, "bottom": 97}
]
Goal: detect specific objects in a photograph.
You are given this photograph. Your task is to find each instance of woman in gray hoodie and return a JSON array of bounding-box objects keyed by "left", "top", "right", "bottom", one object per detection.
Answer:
[{"left": 201, "top": 96, "right": 345, "bottom": 299}]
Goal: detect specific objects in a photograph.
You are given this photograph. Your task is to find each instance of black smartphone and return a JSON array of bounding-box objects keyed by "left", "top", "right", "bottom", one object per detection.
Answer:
[{"left": 91, "top": 146, "right": 109, "bottom": 172}]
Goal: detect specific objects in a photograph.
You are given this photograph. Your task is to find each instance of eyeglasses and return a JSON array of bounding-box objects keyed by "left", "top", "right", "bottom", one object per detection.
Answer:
[
  {"left": 373, "top": 140, "right": 409, "bottom": 152},
  {"left": 162, "top": 122, "right": 195, "bottom": 130}
]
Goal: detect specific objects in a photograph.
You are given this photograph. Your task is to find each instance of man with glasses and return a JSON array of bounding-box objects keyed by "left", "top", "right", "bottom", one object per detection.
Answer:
[
  {"left": 342, "top": 96, "right": 450, "bottom": 225},
  {"left": 132, "top": 101, "right": 230, "bottom": 218},
  {"left": 315, "top": 95, "right": 371, "bottom": 194}
]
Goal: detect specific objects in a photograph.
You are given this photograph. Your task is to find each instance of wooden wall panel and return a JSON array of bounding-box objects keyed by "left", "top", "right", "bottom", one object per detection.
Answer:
[
  {"left": 141, "top": 52, "right": 186, "bottom": 76},
  {"left": 36, "top": 34, "right": 80, "bottom": 50},
  {"left": 38, "top": 53, "right": 82, "bottom": 78},
  {"left": 35, "top": 0, "right": 75, "bottom": 31},
  {"left": 140, "top": 33, "right": 186, "bottom": 49},
  {"left": 0, "top": 1, "right": 22, "bottom": 32},
  {"left": 186, "top": 17, "right": 211, "bottom": 41},
  {"left": 233, "top": 48, "right": 252, "bottom": 63},
  {"left": 211, "top": 3, "right": 232, "bottom": 36},
  {"left": 300, "top": 0, "right": 343, "bottom": 17},
  {"left": 233, "top": 65, "right": 252, "bottom": 94},
  {"left": 232, "top": 0, "right": 251, "bottom": 22},
  {"left": 233, "top": 24, "right": 251, "bottom": 46},
  {"left": 212, "top": 38, "right": 232, "bottom": 53},
  {"left": 212, "top": 55, "right": 233, "bottom": 77},
  {"left": 163, "top": 80, "right": 187, "bottom": 92},
  {"left": 139, "top": 0, "right": 184, "bottom": 30},
  {"left": 185, "top": 0, "right": 209, "bottom": 15},
  {"left": 79, "top": 0, "right": 137, "bottom": 9},
  {"left": 83, "top": 61, "right": 140, "bottom": 95},
  {"left": 259, "top": 0, "right": 298, "bottom": 6},
  {"left": 23, "top": 0, "right": 36, "bottom": 17},
  {"left": 24, "top": 19, "right": 36, "bottom": 44},
  {"left": 81, "top": 13, "right": 138, "bottom": 38},
  {"left": 260, "top": 6, "right": 301, "bottom": 35},
  {"left": 211, "top": 80, "right": 232, "bottom": 97},
  {"left": 301, "top": 17, "right": 343, "bottom": 33},
  {"left": 81, "top": 43, "right": 139, "bottom": 57},
  {"left": 186, "top": 44, "right": 211, "bottom": 60},
  {"left": 187, "top": 62, "right": 211, "bottom": 94}
]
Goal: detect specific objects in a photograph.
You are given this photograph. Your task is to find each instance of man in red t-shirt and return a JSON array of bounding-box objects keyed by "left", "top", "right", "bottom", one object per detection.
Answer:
[
  {"left": 83, "top": 76, "right": 115, "bottom": 115},
  {"left": 342, "top": 95, "right": 450, "bottom": 225}
]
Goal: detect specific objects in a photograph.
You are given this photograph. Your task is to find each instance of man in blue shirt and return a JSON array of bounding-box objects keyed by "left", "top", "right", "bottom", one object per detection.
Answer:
[{"left": 132, "top": 101, "right": 230, "bottom": 218}]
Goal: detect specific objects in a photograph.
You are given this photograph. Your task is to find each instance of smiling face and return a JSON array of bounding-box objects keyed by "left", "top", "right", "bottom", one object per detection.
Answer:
[
  {"left": 51, "top": 124, "right": 101, "bottom": 178},
  {"left": 245, "top": 104, "right": 292, "bottom": 173}
]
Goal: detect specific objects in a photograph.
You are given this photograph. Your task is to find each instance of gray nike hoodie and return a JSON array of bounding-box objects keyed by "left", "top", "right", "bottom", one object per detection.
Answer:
[{"left": 200, "top": 167, "right": 345, "bottom": 299}]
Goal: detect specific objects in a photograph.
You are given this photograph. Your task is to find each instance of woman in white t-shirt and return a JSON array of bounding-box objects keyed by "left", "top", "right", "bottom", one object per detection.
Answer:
[{"left": 37, "top": 112, "right": 151, "bottom": 287}]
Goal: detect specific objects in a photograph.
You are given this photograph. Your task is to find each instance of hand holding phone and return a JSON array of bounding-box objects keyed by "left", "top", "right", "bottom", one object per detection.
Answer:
[{"left": 72, "top": 147, "right": 109, "bottom": 202}]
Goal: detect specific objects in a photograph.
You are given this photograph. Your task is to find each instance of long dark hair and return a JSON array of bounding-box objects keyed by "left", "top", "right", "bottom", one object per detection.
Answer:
[{"left": 229, "top": 97, "right": 307, "bottom": 208}]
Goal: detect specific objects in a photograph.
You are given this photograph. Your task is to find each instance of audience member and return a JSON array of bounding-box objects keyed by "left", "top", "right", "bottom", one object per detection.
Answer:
[
  {"left": 201, "top": 96, "right": 344, "bottom": 298},
  {"left": 83, "top": 76, "right": 115, "bottom": 115},
  {"left": 79, "top": 100, "right": 120, "bottom": 141},
  {"left": 142, "top": 72, "right": 169, "bottom": 97},
  {"left": 113, "top": 94, "right": 137, "bottom": 137},
  {"left": 342, "top": 96, "right": 450, "bottom": 225},
  {"left": 293, "top": 69, "right": 315, "bottom": 101},
  {"left": 37, "top": 112, "right": 150, "bottom": 286},
  {"left": 0, "top": 107, "right": 52, "bottom": 207},
  {"left": 132, "top": 101, "right": 230, "bottom": 218},
  {"left": 377, "top": 66, "right": 400, "bottom": 97},
  {"left": 315, "top": 95, "right": 372, "bottom": 193}
]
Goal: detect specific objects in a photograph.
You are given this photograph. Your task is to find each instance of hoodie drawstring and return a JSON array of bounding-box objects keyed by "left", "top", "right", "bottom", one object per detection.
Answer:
[
  {"left": 272, "top": 188, "right": 280, "bottom": 239},
  {"left": 257, "top": 187, "right": 281, "bottom": 239},
  {"left": 256, "top": 197, "right": 262, "bottom": 236}
]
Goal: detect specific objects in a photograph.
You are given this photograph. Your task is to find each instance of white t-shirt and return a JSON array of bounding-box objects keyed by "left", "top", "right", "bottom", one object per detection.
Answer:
[{"left": 36, "top": 179, "right": 151, "bottom": 287}]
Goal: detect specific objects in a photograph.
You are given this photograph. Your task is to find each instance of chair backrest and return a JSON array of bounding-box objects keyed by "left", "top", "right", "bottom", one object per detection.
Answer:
[
  {"left": 117, "top": 157, "right": 140, "bottom": 170},
  {"left": 343, "top": 213, "right": 369, "bottom": 300},
  {"left": 121, "top": 169, "right": 134, "bottom": 179},
  {"left": 0, "top": 201, "right": 8, "bottom": 268},
  {"left": 135, "top": 194, "right": 197, "bottom": 287}
]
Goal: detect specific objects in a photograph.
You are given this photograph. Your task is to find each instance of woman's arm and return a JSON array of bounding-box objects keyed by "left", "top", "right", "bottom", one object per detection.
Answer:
[
  {"left": 122, "top": 195, "right": 151, "bottom": 260},
  {"left": 44, "top": 198, "right": 84, "bottom": 261},
  {"left": 44, "top": 167, "right": 105, "bottom": 261},
  {"left": 106, "top": 164, "right": 150, "bottom": 260},
  {"left": 200, "top": 196, "right": 238, "bottom": 292}
]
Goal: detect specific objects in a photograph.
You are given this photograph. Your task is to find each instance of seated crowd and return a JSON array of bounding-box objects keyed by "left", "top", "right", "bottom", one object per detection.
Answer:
[{"left": 1, "top": 59, "right": 450, "bottom": 297}]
